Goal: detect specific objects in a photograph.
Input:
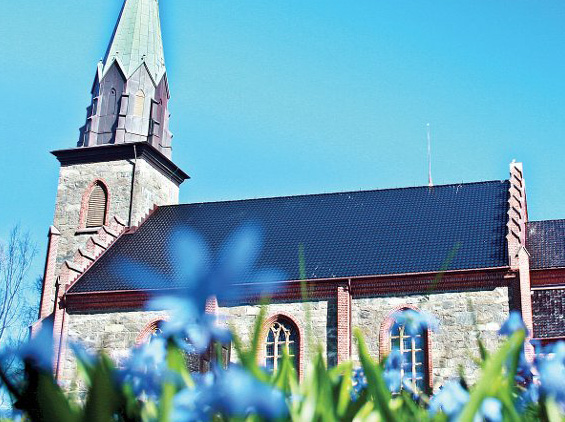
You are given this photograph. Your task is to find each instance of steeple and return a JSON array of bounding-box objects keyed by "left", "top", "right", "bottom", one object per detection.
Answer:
[
  {"left": 103, "top": 0, "right": 166, "bottom": 83},
  {"left": 78, "top": 0, "right": 173, "bottom": 158}
]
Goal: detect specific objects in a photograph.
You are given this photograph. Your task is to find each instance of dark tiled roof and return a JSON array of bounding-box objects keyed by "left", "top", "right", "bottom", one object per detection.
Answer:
[
  {"left": 527, "top": 220, "right": 565, "bottom": 269},
  {"left": 68, "top": 180, "right": 510, "bottom": 294},
  {"left": 533, "top": 288, "right": 565, "bottom": 338}
]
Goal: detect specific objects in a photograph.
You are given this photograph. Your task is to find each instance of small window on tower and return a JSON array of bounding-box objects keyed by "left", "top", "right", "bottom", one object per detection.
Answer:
[
  {"left": 86, "top": 182, "right": 108, "bottom": 228},
  {"left": 110, "top": 88, "right": 118, "bottom": 115},
  {"left": 134, "top": 90, "right": 145, "bottom": 117}
]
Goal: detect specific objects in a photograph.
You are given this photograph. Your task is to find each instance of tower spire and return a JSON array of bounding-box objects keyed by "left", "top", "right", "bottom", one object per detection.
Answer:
[
  {"left": 78, "top": 0, "right": 173, "bottom": 159},
  {"left": 103, "top": 0, "right": 166, "bottom": 83}
]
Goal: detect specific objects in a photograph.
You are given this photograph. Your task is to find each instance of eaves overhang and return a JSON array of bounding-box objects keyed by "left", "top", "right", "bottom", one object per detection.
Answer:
[
  {"left": 64, "top": 266, "right": 511, "bottom": 313},
  {"left": 52, "top": 142, "right": 189, "bottom": 186}
]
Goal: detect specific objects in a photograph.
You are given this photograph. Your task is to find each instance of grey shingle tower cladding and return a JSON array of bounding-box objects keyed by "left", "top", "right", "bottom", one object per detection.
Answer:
[
  {"left": 527, "top": 220, "right": 565, "bottom": 269},
  {"left": 68, "top": 180, "right": 511, "bottom": 294},
  {"left": 78, "top": 0, "right": 173, "bottom": 158}
]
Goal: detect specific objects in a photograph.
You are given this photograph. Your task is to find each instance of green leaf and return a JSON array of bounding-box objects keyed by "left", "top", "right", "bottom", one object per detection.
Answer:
[
  {"left": 82, "top": 355, "right": 120, "bottom": 422},
  {"left": 354, "top": 329, "right": 398, "bottom": 422},
  {"left": 159, "top": 340, "right": 189, "bottom": 422},
  {"left": 545, "top": 397, "right": 564, "bottom": 422},
  {"left": 29, "top": 372, "right": 80, "bottom": 422},
  {"left": 458, "top": 330, "right": 526, "bottom": 422}
]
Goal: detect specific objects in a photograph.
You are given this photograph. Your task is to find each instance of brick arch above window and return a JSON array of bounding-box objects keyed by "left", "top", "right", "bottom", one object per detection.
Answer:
[
  {"left": 379, "top": 304, "right": 433, "bottom": 393},
  {"left": 78, "top": 179, "right": 111, "bottom": 229},
  {"left": 259, "top": 312, "right": 304, "bottom": 379},
  {"left": 135, "top": 316, "right": 169, "bottom": 346}
]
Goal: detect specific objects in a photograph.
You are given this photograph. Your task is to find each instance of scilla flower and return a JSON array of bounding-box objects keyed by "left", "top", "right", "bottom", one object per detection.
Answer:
[
  {"left": 429, "top": 380, "right": 469, "bottom": 420},
  {"left": 392, "top": 309, "right": 439, "bottom": 336}
]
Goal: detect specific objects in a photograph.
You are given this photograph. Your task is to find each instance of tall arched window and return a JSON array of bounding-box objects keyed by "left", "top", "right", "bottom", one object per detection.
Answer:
[
  {"left": 264, "top": 316, "right": 299, "bottom": 374},
  {"left": 381, "top": 308, "right": 432, "bottom": 395},
  {"left": 86, "top": 182, "right": 108, "bottom": 228},
  {"left": 133, "top": 90, "right": 145, "bottom": 117},
  {"left": 389, "top": 319, "right": 428, "bottom": 393}
]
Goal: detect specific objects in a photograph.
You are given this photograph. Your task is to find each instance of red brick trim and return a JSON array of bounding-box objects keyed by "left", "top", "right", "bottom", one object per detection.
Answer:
[
  {"left": 336, "top": 282, "right": 351, "bottom": 364},
  {"left": 78, "top": 179, "right": 111, "bottom": 228},
  {"left": 205, "top": 296, "right": 219, "bottom": 315},
  {"left": 222, "top": 268, "right": 509, "bottom": 306},
  {"left": 379, "top": 305, "right": 433, "bottom": 393},
  {"left": 54, "top": 288, "right": 69, "bottom": 380},
  {"left": 258, "top": 312, "right": 304, "bottom": 380},
  {"left": 38, "top": 226, "right": 61, "bottom": 320},
  {"left": 64, "top": 268, "right": 510, "bottom": 313},
  {"left": 65, "top": 290, "right": 151, "bottom": 312},
  {"left": 531, "top": 268, "right": 565, "bottom": 287},
  {"left": 135, "top": 316, "right": 169, "bottom": 345}
]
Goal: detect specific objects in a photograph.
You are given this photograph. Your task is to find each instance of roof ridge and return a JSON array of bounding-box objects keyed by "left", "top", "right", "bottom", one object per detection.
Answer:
[
  {"left": 162, "top": 179, "right": 509, "bottom": 208},
  {"left": 528, "top": 219, "right": 565, "bottom": 224}
]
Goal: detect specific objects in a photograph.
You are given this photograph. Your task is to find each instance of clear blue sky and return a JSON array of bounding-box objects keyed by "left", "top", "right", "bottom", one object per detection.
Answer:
[{"left": 1, "top": 0, "right": 564, "bottom": 278}]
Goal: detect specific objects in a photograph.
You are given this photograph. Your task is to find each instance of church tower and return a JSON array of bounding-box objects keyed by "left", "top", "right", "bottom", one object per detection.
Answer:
[{"left": 38, "top": 0, "right": 188, "bottom": 320}]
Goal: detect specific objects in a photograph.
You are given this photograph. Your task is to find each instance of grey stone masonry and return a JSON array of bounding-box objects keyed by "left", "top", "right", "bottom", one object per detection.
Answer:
[
  {"left": 61, "top": 288, "right": 509, "bottom": 390},
  {"left": 351, "top": 287, "right": 510, "bottom": 390},
  {"left": 220, "top": 300, "right": 336, "bottom": 370},
  {"left": 52, "top": 157, "right": 178, "bottom": 272},
  {"left": 62, "top": 310, "right": 167, "bottom": 386}
]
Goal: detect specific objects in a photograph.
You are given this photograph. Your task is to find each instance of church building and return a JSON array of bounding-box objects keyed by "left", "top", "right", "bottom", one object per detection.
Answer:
[{"left": 37, "top": 0, "right": 565, "bottom": 392}]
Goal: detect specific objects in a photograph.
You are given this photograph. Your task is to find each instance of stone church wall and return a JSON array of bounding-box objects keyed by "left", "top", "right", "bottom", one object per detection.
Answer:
[
  {"left": 61, "top": 310, "right": 167, "bottom": 383},
  {"left": 61, "top": 288, "right": 509, "bottom": 389},
  {"left": 220, "top": 299, "right": 336, "bottom": 368},
  {"left": 351, "top": 287, "right": 510, "bottom": 389}
]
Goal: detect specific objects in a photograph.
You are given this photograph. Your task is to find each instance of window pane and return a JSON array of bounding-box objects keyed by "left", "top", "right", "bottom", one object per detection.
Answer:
[{"left": 266, "top": 343, "right": 274, "bottom": 357}]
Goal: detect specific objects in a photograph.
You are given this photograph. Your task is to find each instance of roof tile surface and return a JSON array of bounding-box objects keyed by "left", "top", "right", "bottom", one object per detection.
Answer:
[
  {"left": 68, "top": 180, "right": 510, "bottom": 294},
  {"left": 527, "top": 220, "right": 565, "bottom": 269}
]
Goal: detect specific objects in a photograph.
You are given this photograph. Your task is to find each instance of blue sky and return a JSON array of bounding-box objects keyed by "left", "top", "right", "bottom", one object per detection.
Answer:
[{"left": 0, "top": 0, "right": 564, "bottom": 277}]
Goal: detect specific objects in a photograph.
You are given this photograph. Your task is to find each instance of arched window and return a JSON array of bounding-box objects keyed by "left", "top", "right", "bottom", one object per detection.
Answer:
[
  {"left": 390, "top": 319, "right": 427, "bottom": 393},
  {"left": 383, "top": 308, "right": 432, "bottom": 394},
  {"left": 86, "top": 182, "right": 108, "bottom": 228},
  {"left": 264, "top": 316, "right": 299, "bottom": 374},
  {"left": 148, "top": 321, "right": 163, "bottom": 342},
  {"left": 109, "top": 88, "right": 118, "bottom": 115},
  {"left": 133, "top": 90, "right": 145, "bottom": 117}
]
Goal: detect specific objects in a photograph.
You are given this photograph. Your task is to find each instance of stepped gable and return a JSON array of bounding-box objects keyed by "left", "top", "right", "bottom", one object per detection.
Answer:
[
  {"left": 60, "top": 216, "right": 127, "bottom": 287},
  {"left": 527, "top": 219, "right": 565, "bottom": 269},
  {"left": 67, "top": 180, "right": 511, "bottom": 294}
]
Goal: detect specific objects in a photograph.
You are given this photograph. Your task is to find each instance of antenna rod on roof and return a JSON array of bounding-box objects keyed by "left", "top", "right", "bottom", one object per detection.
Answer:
[{"left": 427, "top": 123, "right": 433, "bottom": 187}]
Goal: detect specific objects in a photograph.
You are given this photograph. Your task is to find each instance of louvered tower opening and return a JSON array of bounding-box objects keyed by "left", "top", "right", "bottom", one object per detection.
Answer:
[{"left": 86, "top": 184, "right": 108, "bottom": 228}]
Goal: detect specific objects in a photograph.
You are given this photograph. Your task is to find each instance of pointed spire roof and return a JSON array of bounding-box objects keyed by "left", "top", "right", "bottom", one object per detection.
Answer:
[{"left": 103, "top": 0, "right": 166, "bottom": 82}]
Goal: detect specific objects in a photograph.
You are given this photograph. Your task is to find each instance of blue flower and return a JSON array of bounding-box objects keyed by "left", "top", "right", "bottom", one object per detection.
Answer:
[
  {"left": 120, "top": 223, "right": 284, "bottom": 353},
  {"left": 116, "top": 337, "right": 171, "bottom": 398},
  {"left": 392, "top": 309, "right": 439, "bottom": 336},
  {"left": 476, "top": 397, "right": 502, "bottom": 422},
  {"left": 148, "top": 297, "right": 232, "bottom": 353},
  {"left": 121, "top": 223, "right": 283, "bottom": 314},
  {"left": 172, "top": 366, "right": 287, "bottom": 420},
  {"left": 351, "top": 368, "right": 367, "bottom": 400},
  {"left": 538, "top": 343, "right": 565, "bottom": 404},
  {"left": 69, "top": 342, "right": 97, "bottom": 368},
  {"left": 498, "top": 311, "right": 528, "bottom": 337},
  {"left": 515, "top": 349, "right": 534, "bottom": 385},
  {"left": 517, "top": 383, "right": 540, "bottom": 411},
  {"left": 383, "top": 350, "right": 402, "bottom": 393},
  {"left": 18, "top": 315, "right": 54, "bottom": 371},
  {"left": 429, "top": 380, "right": 469, "bottom": 420}
]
